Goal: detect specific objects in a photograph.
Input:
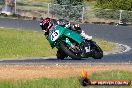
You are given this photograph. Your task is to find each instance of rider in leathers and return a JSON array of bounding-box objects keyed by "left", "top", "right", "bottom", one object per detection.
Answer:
[
  {"left": 40, "top": 17, "right": 92, "bottom": 40},
  {"left": 40, "top": 17, "right": 92, "bottom": 57}
]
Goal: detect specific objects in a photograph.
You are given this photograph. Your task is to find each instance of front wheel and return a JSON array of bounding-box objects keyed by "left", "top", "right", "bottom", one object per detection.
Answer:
[
  {"left": 60, "top": 42, "right": 81, "bottom": 60},
  {"left": 91, "top": 44, "right": 103, "bottom": 59}
]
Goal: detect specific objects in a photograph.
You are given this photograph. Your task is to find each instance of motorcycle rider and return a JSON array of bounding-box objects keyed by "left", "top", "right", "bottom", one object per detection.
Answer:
[
  {"left": 40, "top": 17, "right": 54, "bottom": 38},
  {"left": 40, "top": 17, "right": 92, "bottom": 57},
  {"left": 40, "top": 17, "right": 92, "bottom": 41},
  {"left": 40, "top": 17, "right": 103, "bottom": 59}
]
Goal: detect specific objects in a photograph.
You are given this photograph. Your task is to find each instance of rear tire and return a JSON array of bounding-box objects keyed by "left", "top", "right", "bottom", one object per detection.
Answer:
[
  {"left": 92, "top": 44, "right": 103, "bottom": 59},
  {"left": 56, "top": 49, "right": 67, "bottom": 60},
  {"left": 60, "top": 42, "right": 81, "bottom": 60}
]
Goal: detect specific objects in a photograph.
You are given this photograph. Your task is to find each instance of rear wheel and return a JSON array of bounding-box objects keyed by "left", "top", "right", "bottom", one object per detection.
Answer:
[
  {"left": 56, "top": 49, "right": 67, "bottom": 60},
  {"left": 60, "top": 42, "right": 81, "bottom": 60},
  {"left": 91, "top": 44, "right": 103, "bottom": 59}
]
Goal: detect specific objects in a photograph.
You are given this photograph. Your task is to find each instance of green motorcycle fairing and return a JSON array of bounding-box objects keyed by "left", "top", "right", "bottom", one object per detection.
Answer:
[
  {"left": 47, "top": 25, "right": 83, "bottom": 48},
  {"left": 63, "top": 28, "right": 83, "bottom": 44},
  {"left": 47, "top": 25, "right": 65, "bottom": 46}
]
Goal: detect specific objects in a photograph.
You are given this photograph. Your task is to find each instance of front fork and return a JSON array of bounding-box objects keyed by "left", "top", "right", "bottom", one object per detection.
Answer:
[
  {"left": 80, "top": 40, "right": 94, "bottom": 57},
  {"left": 85, "top": 44, "right": 91, "bottom": 53}
]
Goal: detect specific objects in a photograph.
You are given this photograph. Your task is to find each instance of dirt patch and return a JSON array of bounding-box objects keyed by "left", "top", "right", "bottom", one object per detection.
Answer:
[{"left": 0, "top": 64, "right": 131, "bottom": 80}]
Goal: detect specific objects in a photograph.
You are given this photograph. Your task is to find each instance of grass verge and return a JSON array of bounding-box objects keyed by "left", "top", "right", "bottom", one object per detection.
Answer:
[
  {"left": 94, "top": 39, "right": 115, "bottom": 51},
  {"left": 0, "top": 27, "right": 115, "bottom": 58},
  {"left": 0, "top": 28, "right": 56, "bottom": 58},
  {"left": 0, "top": 70, "right": 131, "bottom": 88}
]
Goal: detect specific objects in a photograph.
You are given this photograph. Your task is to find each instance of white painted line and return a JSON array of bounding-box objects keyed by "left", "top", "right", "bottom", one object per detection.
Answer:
[
  {"left": 0, "top": 27, "right": 4, "bottom": 28},
  {"left": 117, "top": 43, "right": 131, "bottom": 53},
  {"left": 104, "top": 42, "right": 131, "bottom": 55}
]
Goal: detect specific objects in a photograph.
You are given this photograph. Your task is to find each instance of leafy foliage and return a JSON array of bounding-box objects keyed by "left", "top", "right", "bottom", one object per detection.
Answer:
[
  {"left": 96, "top": 0, "right": 132, "bottom": 11},
  {"left": 53, "top": 0, "right": 83, "bottom": 5},
  {"left": 50, "top": 0, "right": 84, "bottom": 22},
  {"left": 94, "top": 9, "right": 132, "bottom": 22},
  {"left": 95, "top": 0, "right": 132, "bottom": 22},
  {"left": 95, "top": 9, "right": 120, "bottom": 20}
]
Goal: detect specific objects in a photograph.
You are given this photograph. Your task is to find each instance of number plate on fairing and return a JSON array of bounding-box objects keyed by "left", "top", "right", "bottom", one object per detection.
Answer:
[{"left": 51, "top": 30, "right": 59, "bottom": 41}]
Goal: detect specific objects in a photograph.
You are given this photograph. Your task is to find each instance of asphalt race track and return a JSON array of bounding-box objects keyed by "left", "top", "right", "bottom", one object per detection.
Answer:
[{"left": 0, "top": 18, "right": 132, "bottom": 64}]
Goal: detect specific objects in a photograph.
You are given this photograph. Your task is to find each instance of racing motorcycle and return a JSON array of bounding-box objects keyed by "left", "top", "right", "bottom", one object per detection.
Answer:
[{"left": 44, "top": 25, "right": 103, "bottom": 60}]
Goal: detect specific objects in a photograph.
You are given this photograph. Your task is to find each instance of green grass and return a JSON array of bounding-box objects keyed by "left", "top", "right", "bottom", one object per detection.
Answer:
[
  {"left": 0, "top": 70, "right": 131, "bottom": 88},
  {"left": 94, "top": 39, "right": 115, "bottom": 51},
  {"left": 0, "top": 28, "right": 56, "bottom": 58},
  {"left": 0, "top": 28, "right": 115, "bottom": 58}
]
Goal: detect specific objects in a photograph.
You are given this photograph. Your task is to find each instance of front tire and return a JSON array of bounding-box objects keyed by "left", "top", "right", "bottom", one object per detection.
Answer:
[{"left": 60, "top": 42, "right": 81, "bottom": 60}]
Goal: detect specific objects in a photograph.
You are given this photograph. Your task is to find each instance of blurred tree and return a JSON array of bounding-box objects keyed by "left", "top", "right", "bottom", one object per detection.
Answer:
[
  {"left": 53, "top": 0, "right": 83, "bottom": 5},
  {"left": 96, "top": 0, "right": 132, "bottom": 11},
  {"left": 50, "top": 0, "right": 84, "bottom": 22}
]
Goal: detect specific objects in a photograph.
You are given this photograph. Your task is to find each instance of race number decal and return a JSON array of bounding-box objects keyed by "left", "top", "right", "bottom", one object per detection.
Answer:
[{"left": 51, "top": 30, "right": 59, "bottom": 41}]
